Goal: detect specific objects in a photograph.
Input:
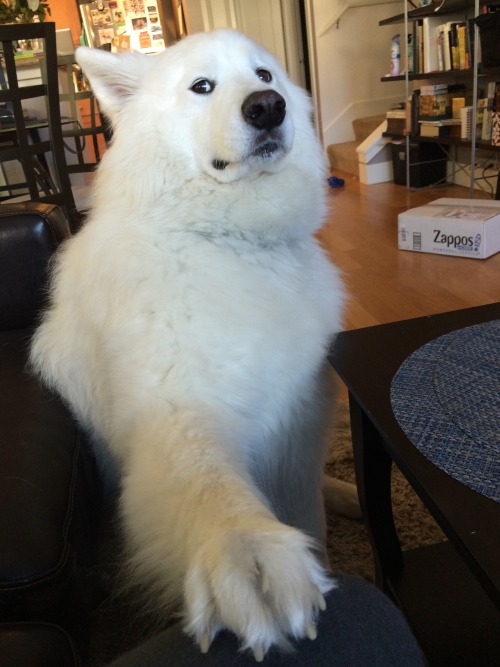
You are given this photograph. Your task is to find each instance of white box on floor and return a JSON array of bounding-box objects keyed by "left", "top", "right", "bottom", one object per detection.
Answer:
[{"left": 398, "top": 198, "right": 500, "bottom": 259}]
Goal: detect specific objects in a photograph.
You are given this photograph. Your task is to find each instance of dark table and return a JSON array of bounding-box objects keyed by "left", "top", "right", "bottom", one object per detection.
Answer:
[{"left": 328, "top": 303, "right": 500, "bottom": 666}]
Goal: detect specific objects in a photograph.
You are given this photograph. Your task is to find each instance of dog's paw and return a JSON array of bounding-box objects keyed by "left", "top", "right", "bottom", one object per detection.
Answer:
[
  {"left": 184, "top": 521, "right": 334, "bottom": 660},
  {"left": 323, "top": 476, "right": 362, "bottom": 519}
]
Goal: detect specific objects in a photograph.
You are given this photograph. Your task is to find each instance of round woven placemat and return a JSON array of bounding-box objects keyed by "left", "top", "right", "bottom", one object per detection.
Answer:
[{"left": 390, "top": 319, "right": 500, "bottom": 503}]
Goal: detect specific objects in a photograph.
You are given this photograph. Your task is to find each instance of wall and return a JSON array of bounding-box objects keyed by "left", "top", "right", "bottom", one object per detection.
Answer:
[
  {"left": 47, "top": 0, "right": 82, "bottom": 46},
  {"left": 312, "top": 0, "right": 406, "bottom": 148}
]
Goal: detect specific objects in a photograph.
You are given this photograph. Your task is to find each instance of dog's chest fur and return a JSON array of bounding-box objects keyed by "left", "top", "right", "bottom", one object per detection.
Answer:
[
  {"left": 104, "top": 225, "right": 335, "bottom": 374},
  {"left": 53, "top": 220, "right": 340, "bottom": 448}
]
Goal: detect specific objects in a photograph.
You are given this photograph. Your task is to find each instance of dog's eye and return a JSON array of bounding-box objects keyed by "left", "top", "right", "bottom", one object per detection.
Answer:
[
  {"left": 190, "top": 79, "right": 215, "bottom": 95},
  {"left": 256, "top": 68, "right": 272, "bottom": 83}
]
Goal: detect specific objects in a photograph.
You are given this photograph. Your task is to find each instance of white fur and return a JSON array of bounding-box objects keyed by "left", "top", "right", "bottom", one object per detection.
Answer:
[{"left": 30, "top": 30, "right": 345, "bottom": 659}]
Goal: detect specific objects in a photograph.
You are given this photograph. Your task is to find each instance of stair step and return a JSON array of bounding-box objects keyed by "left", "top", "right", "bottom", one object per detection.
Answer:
[
  {"left": 327, "top": 114, "right": 387, "bottom": 177},
  {"left": 327, "top": 141, "right": 359, "bottom": 177},
  {"left": 352, "top": 115, "right": 386, "bottom": 142}
]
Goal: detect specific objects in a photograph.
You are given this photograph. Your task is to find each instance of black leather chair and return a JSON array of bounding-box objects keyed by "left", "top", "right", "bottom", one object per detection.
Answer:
[{"left": 0, "top": 202, "right": 103, "bottom": 666}]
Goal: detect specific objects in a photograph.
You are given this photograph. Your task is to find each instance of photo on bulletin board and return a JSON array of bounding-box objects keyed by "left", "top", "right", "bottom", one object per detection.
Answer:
[
  {"left": 91, "top": 7, "right": 112, "bottom": 26},
  {"left": 149, "top": 13, "right": 161, "bottom": 33},
  {"left": 140, "top": 31, "right": 153, "bottom": 48},
  {"left": 132, "top": 16, "right": 148, "bottom": 30},
  {"left": 99, "top": 28, "right": 115, "bottom": 45},
  {"left": 112, "top": 9, "right": 125, "bottom": 26}
]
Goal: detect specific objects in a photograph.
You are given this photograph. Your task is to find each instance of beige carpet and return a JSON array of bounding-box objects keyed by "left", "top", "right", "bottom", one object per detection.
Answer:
[{"left": 325, "top": 400, "right": 446, "bottom": 581}]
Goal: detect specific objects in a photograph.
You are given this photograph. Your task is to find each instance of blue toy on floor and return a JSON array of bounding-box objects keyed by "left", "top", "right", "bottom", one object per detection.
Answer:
[{"left": 327, "top": 176, "right": 345, "bottom": 188}]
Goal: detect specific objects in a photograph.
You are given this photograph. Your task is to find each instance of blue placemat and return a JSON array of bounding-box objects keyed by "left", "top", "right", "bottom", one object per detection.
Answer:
[{"left": 390, "top": 320, "right": 500, "bottom": 503}]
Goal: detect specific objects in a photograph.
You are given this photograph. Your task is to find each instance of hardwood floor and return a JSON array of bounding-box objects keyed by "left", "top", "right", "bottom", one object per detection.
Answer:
[{"left": 318, "top": 171, "right": 500, "bottom": 331}]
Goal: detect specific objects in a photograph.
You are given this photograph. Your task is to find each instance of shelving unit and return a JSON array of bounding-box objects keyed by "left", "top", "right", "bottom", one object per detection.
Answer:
[{"left": 379, "top": 0, "right": 500, "bottom": 199}]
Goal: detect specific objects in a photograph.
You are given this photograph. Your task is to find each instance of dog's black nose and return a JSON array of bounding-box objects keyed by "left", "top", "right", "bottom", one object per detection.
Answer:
[{"left": 242, "top": 90, "right": 286, "bottom": 132}]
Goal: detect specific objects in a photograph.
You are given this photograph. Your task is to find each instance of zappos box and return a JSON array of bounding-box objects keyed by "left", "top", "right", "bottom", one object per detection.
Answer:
[{"left": 398, "top": 198, "right": 500, "bottom": 259}]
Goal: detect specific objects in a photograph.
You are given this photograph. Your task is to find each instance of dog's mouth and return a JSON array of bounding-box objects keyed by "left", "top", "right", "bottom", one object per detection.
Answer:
[
  {"left": 212, "top": 159, "right": 230, "bottom": 171},
  {"left": 251, "top": 140, "right": 281, "bottom": 159},
  {"left": 211, "top": 141, "right": 283, "bottom": 172}
]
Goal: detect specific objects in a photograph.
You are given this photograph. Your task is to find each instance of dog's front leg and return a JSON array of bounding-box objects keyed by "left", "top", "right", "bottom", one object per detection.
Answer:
[{"left": 119, "top": 410, "right": 334, "bottom": 661}]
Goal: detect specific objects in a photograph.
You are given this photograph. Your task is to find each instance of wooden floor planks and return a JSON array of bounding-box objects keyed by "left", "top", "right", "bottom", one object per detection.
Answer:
[{"left": 317, "top": 172, "right": 500, "bottom": 331}]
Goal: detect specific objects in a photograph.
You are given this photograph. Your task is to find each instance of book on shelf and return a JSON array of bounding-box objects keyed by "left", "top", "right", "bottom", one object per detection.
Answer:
[
  {"left": 492, "top": 112, "right": 500, "bottom": 147},
  {"left": 433, "top": 17, "right": 471, "bottom": 72},
  {"left": 437, "top": 21, "right": 456, "bottom": 71},
  {"left": 476, "top": 98, "right": 488, "bottom": 137},
  {"left": 419, "top": 83, "right": 448, "bottom": 95},
  {"left": 386, "top": 107, "right": 407, "bottom": 135},
  {"left": 437, "top": 22, "right": 451, "bottom": 71},
  {"left": 416, "top": 21, "right": 424, "bottom": 73},
  {"left": 460, "top": 106, "right": 474, "bottom": 140},
  {"left": 409, "top": 89, "right": 420, "bottom": 136},
  {"left": 456, "top": 22, "right": 470, "bottom": 69},
  {"left": 466, "top": 18, "right": 479, "bottom": 68},
  {"left": 487, "top": 81, "right": 497, "bottom": 103},
  {"left": 424, "top": 16, "right": 472, "bottom": 74},
  {"left": 480, "top": 83, "right": 500, "bottom": 142},
  {"left": 459, "top": 104, "right": 489, "bottom": 141},
  {"left": 452, "top": 97, "right": 465, "bottom": 119},
  {"left": 422, "top": 16, "right": 442, "bottom": 72},
  {"left": 450, "top": 22, "right": 460, "bottom": 70},
  {"left": 436, "top": 28, "right": 444, "bottom": 71},
  {"left": 14, "top": 50, "right": 44, "bottom": 60},
  {"left": 482, "top": 108, "right": 493, "bottom": 142},
  {"left": 417, "top": 84, "right": 466, "bottom": 121},
  {"left": 418, "top": 119, "right": 461, "bottom": 137},
  {"left": 407, "top": 33, "right": 414, "bottom": 74}
]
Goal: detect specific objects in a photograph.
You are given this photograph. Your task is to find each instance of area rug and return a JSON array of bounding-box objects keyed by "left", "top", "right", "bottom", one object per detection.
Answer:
[
  {"left": 88, "top": 400, "right": 445, "bottom": 665},
  {"left": 324, "top": 399, "right": 445, "bottom": 581}
]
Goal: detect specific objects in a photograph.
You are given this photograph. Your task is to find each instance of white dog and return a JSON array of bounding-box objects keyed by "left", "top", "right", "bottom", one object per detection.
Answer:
[{"left": 31, "top": 29, "right": 350, "bottom": 660}]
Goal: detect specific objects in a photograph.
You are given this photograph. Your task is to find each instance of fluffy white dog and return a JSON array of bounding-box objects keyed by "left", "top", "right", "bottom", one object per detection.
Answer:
[{"left": 31, "top": 29, "right": 350, "bottom": 660}]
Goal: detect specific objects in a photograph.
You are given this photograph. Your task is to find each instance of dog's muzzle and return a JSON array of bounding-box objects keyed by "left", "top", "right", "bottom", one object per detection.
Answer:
[{"left": 211, "top": 90, "right": 287, "bottom": 173}]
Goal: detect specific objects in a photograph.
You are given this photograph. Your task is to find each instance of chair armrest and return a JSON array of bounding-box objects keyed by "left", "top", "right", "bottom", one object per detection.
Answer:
[
  {"left": 0, "top": 202, "right": 71, "bottom": 330},
  {"left": 0, "top": 329, "right": 102, "bottom": 659}
]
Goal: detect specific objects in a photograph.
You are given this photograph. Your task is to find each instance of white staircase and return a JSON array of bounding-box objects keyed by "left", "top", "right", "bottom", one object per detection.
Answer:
[
  {"left": 356, "top": 120, "right": 394, "bottom": 185},
  {"left": 327, "top": 115, "right": 395, "bottom": 184}
]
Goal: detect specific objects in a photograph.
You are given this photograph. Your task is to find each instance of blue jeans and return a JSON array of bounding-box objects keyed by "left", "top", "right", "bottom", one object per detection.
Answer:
[{"left": 108, "top": 575, "right": 424, "bottom": 666}]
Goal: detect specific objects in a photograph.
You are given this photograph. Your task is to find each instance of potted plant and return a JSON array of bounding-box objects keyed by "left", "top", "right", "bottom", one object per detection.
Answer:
[{"left": 0, "top": 0, "right": 51, "bottom": 24}]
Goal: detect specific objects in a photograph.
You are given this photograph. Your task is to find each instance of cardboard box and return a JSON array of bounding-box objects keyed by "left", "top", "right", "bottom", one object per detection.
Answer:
[{"left": 398, "top": 198, "right": 500, "bottom": 259}]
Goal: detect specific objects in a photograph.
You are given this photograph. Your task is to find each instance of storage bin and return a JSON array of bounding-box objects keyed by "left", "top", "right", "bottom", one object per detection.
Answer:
[{"left": 391, "top": 142, "right": 447, "bottom": 187}]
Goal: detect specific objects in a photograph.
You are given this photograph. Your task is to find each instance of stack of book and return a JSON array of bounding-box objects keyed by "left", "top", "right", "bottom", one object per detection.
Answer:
[
  {"left": 406, "top": 82, "right": 500, "bottom": 144},
  {"left": 418, "top": 83, "right": 466, "bottom": 120},
  {"left": 14, "top": 49, "right": 44, "bottom": 60},
  {"left": 481, "top": 81, "right": 500, "bottom": 144},
  {"left": 386, "top": 106, "right": 408, "bottom": 135},
  {"left": 460, "top": 82, "right": 500, "bottom": 143},
  {"left": 412, "top": 15, "right": 480, "bottom": 74},
  {"left": 419, "top": 118, "right": 461, "bottom": 137}
]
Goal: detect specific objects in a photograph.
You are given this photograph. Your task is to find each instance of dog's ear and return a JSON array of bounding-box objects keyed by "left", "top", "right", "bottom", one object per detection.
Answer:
[{"left": 75, "top": 47, "right": 147, "bottom": 122}]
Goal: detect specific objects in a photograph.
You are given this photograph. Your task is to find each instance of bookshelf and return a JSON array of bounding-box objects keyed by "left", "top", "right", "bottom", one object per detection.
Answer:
[
  {"left": 379, "top": 0, "right": 500, "bottom": 199},
  {"left": 379, "top": 0, "right": 500, "bottom": 26}
]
